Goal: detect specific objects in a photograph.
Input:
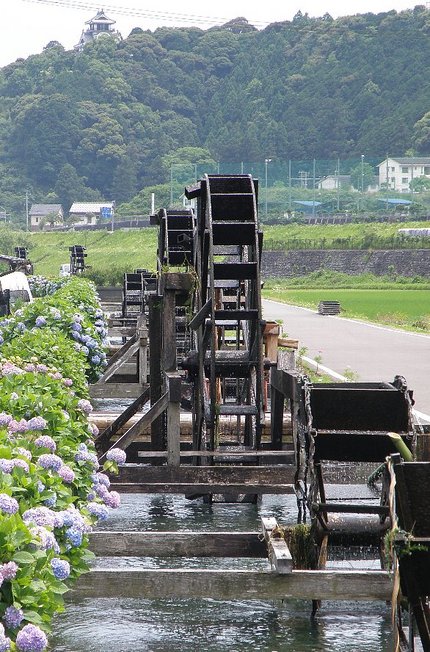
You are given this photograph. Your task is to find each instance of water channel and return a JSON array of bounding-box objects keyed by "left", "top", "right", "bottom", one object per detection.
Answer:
[{"left": 52, "top": 492, "right": 394, "bottom": 651}]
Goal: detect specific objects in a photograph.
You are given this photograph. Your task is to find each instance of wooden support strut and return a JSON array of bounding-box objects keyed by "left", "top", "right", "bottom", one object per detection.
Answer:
[{"left": 261, "top": 517, "right": 293, "bottom": 574}]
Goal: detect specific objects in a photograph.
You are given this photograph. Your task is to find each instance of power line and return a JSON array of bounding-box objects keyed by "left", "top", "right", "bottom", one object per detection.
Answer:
[{"left": 22, "top": 0, "right": 270, "bottom": 28}]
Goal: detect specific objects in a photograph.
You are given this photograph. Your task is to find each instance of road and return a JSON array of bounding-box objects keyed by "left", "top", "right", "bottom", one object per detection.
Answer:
[{"left": 263, "top": 298, "right": 430, "bottom": 419}]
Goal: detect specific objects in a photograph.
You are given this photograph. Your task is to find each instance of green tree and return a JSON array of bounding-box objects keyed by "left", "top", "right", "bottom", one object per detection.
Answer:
[{"left": 350, "top": 162, "right": 375, "bottom": 191}]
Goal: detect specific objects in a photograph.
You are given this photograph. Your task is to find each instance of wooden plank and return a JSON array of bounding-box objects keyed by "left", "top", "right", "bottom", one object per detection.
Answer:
[
  {"left": 261, "top": 517, "right": 293, "bottom": 574},
  {"left": 98, "top": 393, "right": 169, "bottom": 462},
  {"left": 109, "top": 482, "right": 295, "bottom": 494},
  {"left": 89, "top": 531, "right": 266, "bottom": 558},
  {"left": 89, "top": 383, "right": 144, "bottom": 399},
  {"left": 136, "top": 450, "right": 294, "bottom": 460},
  {"left": 72, "top": 568, "right": 392, "bottom": 601},
  {"left": 114, "top": 464, "right": 295, "bottom": 485}
]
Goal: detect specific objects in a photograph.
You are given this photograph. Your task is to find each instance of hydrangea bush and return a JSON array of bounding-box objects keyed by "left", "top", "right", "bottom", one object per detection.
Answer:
[{"left": 0, "top": 277, "right": 123, "bottom": 651}]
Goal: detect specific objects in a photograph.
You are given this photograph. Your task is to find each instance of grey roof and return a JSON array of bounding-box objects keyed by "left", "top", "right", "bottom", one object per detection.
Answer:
[
  {"left": 29, "top": 204, "right": 63, "bottom": 216},
  {"left": 381, "top": 157, "right": 430, "bottom": 165},
  {"left": 85, "top": 10, "right": 116, "bottom": 25}
]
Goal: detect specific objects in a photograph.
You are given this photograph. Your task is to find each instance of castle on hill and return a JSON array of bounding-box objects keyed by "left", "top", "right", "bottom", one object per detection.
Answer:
[{"left": 74, "top": 9, "right": 122, "bottom": 51}]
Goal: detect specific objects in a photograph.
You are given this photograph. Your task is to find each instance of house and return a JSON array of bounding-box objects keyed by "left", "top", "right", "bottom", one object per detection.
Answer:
[
  {"left": 74, "top": 9, "right": 122, "bottom": 51},
  {"left": 29, "top": 204, "right": 63, "bottom": 232},
  {"left": 69, "top": 202, "right": 115, "bottom": 227},
  {"left": 378, "top": 157, "right": 430, "bottom": 193},
  {"left": 318, "top": 175, "right": 352, "bottom": 191}
]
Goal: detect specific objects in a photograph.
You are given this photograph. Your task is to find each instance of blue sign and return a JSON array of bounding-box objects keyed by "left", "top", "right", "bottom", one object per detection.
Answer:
[{"left": 101, "top": 207, "right": 112, "bottom": 219}]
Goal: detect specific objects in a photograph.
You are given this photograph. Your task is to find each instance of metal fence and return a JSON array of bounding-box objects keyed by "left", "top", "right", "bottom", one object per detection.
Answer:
[{"left": 168, "top": 157, "right": 429, "bottom": 220}]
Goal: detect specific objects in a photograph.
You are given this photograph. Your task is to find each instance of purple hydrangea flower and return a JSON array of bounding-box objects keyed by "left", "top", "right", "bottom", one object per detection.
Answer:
[
  {"left": 36, "top": 364, "right": 48, "bottom": 374},
  {"left": 0, "top": 459, "right": 13, "bottom": 474},
  {"left": 77, "top": 399, "right": 92, "bottom": 414},
  {"left": 63, "top": 378, "right": 73, "bottom": 387},
  {"left": 36, "top": 481, "right": 45, "bottom": 493},
  {"left": 34, "top": 436, "right": 56, "bottom": 452},
  {"left": 15, "top": 448, "right": 32, "bottom": 460},
  {"left": 90, "top": 423, "right": 99, "bottom": 436},
  {"left": 65, "top": 527, "right": 83, "bottom": 547},
  {"left": 23, "top": 507, "right": 57, "bottom": 529},
  {"left": 35, "top": 316, "right": 47, "bottom": 327},
  {"left": 37, "top": 454, "right": 63, "bottom": 471},
  {"left": 86, "top": 502, "right": 109, "bottom": 521},
  {"left": 0, "top": 625, "right": 10, "bottom": 651},
  {"left": 104, "top": 491, "right": 121, "bottom": 509},
  {"left": 1, "top": 561, "right": 18, "bottom": 580},
  {"left": 0, "top": 494, "right": 19, "bottom": 515},
  {"left": 91, "top": 355, "right": 101, "bottom": 365},
  {"left": 29, "top": 526, "right": 59, "bottom": 552},
  {"left": 0, "top": 413, "right": 12, "bottom": 427},
  {"left": 106, "top": 448, "right": 126, "bottom": 464},
  {"left": 58, "top": 465, "right": 75, "bottom": 483},
  {"left": 27, "top": 417, "right": 47, "bottom": 431},
  {"left": 70, "top": 322, "right": 82, "bottom": 332},
  {"left": 24, "top": 363, "right": 36, "bottom": 372},
  {"left": 50, "top": 558, "right": 70, "bottom": 580},
  {"left": 8, "top": 419, "right": 28, "bottom": 434},
  {"left": 43, "top": 495, "right": 57, "bottom": 508},
  {"left": 96, "top": 472, "right": 110, "bottom": 488},
  {"left": 94, "top": 483, "right": 109, "bottom": 500},
  {"left": 4, "top": 605, "right": 24, "bottom": 629},
  {"left": 16, "top": 623, "right": 48, "bottom": 652},
  {"left": 11, "top": 459, "right": 29, "bottom": 473}
]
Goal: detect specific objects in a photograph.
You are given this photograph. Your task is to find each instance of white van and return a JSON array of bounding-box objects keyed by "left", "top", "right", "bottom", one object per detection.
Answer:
[{"left": 59, "top": 264, "right": 71, "bottom": 277}]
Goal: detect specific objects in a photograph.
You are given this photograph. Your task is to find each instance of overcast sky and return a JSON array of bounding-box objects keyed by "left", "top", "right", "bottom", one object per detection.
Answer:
[{"left": 2, "top": 0, "right": 416, "bottom": 68}]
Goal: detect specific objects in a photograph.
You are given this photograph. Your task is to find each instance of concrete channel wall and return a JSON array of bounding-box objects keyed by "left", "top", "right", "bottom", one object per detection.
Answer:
[{"left": 261, "top": 249, "right": 430, "bottom": 278}]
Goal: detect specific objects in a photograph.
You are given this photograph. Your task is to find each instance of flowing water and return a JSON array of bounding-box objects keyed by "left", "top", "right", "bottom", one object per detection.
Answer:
[{"left": 51, "top": 493, "right": 394, "bottom": 651}]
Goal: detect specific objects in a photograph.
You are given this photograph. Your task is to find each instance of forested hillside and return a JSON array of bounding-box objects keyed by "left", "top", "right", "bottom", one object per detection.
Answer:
[{"left": 1, "top": 7, "right": 430, "bottom": 219}]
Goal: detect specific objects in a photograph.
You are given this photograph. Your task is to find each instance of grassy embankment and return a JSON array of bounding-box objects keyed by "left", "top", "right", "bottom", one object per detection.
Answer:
[
  {"left": 27, "top": 225, "right": 430, "bottom": 332},
  {"left": 28, "top": 229, "right": 158, "bottom": 284}
]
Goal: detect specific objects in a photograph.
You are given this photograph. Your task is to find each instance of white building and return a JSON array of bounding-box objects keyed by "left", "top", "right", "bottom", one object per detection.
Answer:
[
  {"left": 378, "top": 157, "right": 430, "bottom": 193},
  {"left": 74, "top": 9, "right": 122, "bottom": 51},
  {"left": 69, "top": 202, "right": 115, "bottom": 227},
  {"left": 29, "top": 204, "right": 63, "bottom": 231}
]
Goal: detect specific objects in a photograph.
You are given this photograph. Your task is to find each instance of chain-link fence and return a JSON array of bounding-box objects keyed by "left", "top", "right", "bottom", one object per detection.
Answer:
[{"left": 167, "top": 157, "right": 430, "bottom": 222}]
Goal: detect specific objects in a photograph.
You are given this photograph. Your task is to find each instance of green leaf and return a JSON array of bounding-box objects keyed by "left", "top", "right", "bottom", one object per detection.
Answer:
[{"left": 12, "top": 550, "right": 36, "bottom": 564}]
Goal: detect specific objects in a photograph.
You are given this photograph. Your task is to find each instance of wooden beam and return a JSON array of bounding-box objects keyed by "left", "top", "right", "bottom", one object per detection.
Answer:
[
  {"left": 89, "top": 383, "right": 144, "bottom": 399},
  {"left": 89, "top": 531, "right": 266, "bottom": 558},
  {"left": 114, "top": 464, "right": 295, "bottom": 485},
  {"left": 261, "top": 517, "right": 293, "bottom": 574},
  {"left": 95, "top": 333, "right": 139, "bottom": 383},
  {"left": 98, "top": 392, "right": 169, "bottom": 462},
  {"left": 109, "top": 482, "right": 295, "bottom": 494},
  {"left": 95, "top": 386, "right": 150, "bottom": 454},
  {"left": 72, "top": 568, "right": 392, "bottom": 601}
]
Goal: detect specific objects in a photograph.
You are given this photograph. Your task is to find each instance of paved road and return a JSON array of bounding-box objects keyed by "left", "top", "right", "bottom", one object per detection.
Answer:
[{"left": 263, "top": 299, "right": 430, "bottom": 418}]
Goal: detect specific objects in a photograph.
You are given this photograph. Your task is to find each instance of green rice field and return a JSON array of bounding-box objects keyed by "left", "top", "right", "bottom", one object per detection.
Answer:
[{"left": 262, "top": 286, "right": 430, "bottom": 331}]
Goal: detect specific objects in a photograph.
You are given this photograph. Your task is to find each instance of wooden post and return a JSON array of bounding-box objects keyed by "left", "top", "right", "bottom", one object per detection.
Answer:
[
  {"left": 167, "top": 373, "right": 181, "bottom": 467},
  {"left": 137, "top": 314, "right": 148, "bottom": 386},
  {"left": 149, "top": 295, "right": 165, "bottom": 454},
  {"left": 270, "top": 368, "right": 284, "bottom": 450},
  {"left": 261, "top": 517, "right": 293, "bottom": 574}
]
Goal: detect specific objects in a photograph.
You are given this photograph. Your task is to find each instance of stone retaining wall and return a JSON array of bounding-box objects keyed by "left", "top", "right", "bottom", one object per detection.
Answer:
[{"left": 261, "top": 249, "right": 430, "bottom": 278}]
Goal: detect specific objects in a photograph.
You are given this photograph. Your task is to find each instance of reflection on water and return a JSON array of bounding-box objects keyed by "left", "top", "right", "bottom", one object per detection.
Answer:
[{"left": 52, "top": 494, "right": 393, "bottom": 651}]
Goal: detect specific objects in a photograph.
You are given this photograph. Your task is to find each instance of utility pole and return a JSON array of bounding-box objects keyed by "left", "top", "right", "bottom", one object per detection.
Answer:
[{"left": 25, "top": 190, "right": 29, "bottom": 231}]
